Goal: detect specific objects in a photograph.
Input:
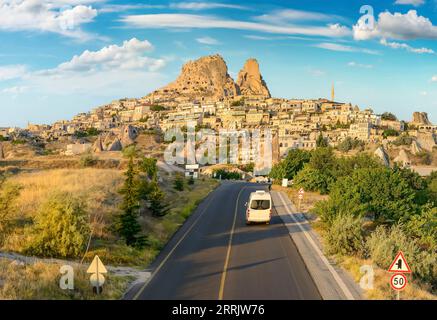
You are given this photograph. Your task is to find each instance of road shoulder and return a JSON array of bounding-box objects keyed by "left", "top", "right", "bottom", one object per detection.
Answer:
[{"left": 271, "top": 191, "right": 363, "bottom": 300}]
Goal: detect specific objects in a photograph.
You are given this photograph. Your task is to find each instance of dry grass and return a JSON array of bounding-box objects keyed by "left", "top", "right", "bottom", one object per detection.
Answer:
[
  {"left": 4, "top": 169, "right": 123, "bottom": 252},
  {"left": 272, "top": 184, "right": 328, "bottom": 214},
  {"left": 0, "top": 258, "right": 130, "bottom": 300},
  {"left": 337, "top": 255, "right": 436, "bottom": 300}
]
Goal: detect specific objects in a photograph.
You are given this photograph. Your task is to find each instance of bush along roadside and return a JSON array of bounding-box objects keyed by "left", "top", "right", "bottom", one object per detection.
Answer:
[{"left": 275, "top": 147, "right": 436, "bottom": 299}]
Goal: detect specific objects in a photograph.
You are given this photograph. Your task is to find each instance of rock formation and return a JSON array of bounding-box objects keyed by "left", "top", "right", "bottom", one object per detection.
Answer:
[
  {"left": 416, "top": 132, "right": 436, "bottom": 152},
  {"left": 237, "top": 58, "right": 271, "bottom": 97},
  {"left": 394, "top": 149, "right": 411, "bottom": 167},
  {"left": 146, "top": 54, "right": 272, "bottom": 101},
  {"left": 107, "top": 138, "right": 122, "bottom": 151},
  {"left": 150, "top": 54, "right": 239, "bottom": 101},
  {"left": 119, "top": 125, "right": 138, "bottom": 148},
  {"left": 411, "top": 140, "right": 422, "bottom": 155},
  {"left": 0, "top": 143, "right": 3, "bottom": 159},
  {"left": 374, "top": 146, "right": 390, "bottom": 167},
  {"left": 411, "top": 112, "right": 431, "bottom": 126},
  {"left": 92, "top": 136, "right": 103, "bottom": 153}
]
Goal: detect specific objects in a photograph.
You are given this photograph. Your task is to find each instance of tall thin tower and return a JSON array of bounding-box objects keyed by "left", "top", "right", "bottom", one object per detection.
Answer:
[{"left": 331, "top": 83, "right": 335, "bottom": 102}]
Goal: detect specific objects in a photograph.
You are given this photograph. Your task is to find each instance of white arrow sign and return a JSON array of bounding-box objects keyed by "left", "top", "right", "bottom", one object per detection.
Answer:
[{"left": 87, "top": 255, "right": 107, "bottom": 293}]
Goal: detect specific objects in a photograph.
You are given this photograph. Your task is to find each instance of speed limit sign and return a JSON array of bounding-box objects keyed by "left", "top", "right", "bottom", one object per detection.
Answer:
[{"left": 390, "top": 273, "right": 407, "bottom": 291}]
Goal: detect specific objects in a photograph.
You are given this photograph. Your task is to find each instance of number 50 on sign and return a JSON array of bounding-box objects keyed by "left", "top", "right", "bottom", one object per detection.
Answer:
[{"left": 390, "top": 273, "right": 407, "bottom": 291}]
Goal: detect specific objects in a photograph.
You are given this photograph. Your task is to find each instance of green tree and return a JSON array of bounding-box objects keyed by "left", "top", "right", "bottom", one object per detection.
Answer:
[
  {"left": 140, "top": 157, "right": 158, "bottom": 180},
  {"left": 269, "top": 149, "right": 311, "bottom": 181},
  {"left": 383, "top": 129, "right": 399, "bottom": 138},
  {"left": 116, "top": 157, "right": 145, "bottom": 247},
  {"left": 309, "top": 147, "right": 336, "bottom": 172},
  {"left": 315, "top": 167, "right": 417, "bottom": 226},
  {"left": 337, "top": 137, "right": 365, "bottom": 152},
  {"left": 381, "top": 112, "right": 398, "bottom": 121},
  {"left": 148, "top": 182, "right": 169, "bottom": 217},
  {"left": 25, "top": 192, "right": 90, "bottom": 258},
  {"left": 294, "top": 165, "right": 334, "bottom": 195},
  {"left": 174, "top": 174, "right": 185, "bottom": 191},
  {"left": 316, "top": 133, "right": 329, "bottom": 148}
]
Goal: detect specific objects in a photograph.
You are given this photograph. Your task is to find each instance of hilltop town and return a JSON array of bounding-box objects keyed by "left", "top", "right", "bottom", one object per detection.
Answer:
[{"left": 0, "top": 54, "right": 436, "bottom": 171}]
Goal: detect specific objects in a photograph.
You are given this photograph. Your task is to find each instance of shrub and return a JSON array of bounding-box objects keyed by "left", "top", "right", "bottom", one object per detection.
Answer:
[
  {"left": 416, "top": 151, "right": 432, "bottom": 165},
  {"left": 324, "top": 214, "right": 365, "bottom": 257},
  {"left": 366, "top": 224, "right": 436, "bottom": 287},
  {"left": 366, "top": 224, "right": 418, "bottom": 269},
  {"left": 25, "top": 192, "right": 90, "bottom": 258},
  {"left": 188, "top": 176, "right": 195, "bottom": 185},
  {"left": 405, "top": 205, "right": 437, "bottom": 249},
  {"left": 79, "top": 153, "right": 97, "bottom": 168},
  {"left": 0, "top": 179, "right": 21, "bottom": 245},
  {"left": 383, "top": 129, "right": 399, "bottom": 138},
  {"left": 392, "top": 135, "right": 413, "bottom": 146},
  {"left": 337, "top": 137, "right": 365, "bottom": 152},
  {"left": 213, "top": 169, "right": 241, "bottom": 180}
]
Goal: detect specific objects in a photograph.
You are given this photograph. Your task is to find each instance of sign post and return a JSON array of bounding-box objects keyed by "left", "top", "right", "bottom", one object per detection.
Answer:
[
  {"left": 387, "top": 251, "right": 411, "bottom": 300},
  {"left": 298, "top": 188, "right": 304, "bottom": 212},
  {"left": 87, "top": 255, "right": 108, "bottom": 295}
]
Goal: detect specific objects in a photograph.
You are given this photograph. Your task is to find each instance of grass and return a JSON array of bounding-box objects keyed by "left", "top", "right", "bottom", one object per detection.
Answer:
[
  {"left": 0, "top": 258, "right": 130, "bottom": 300},
  {"left": 4, "top": 169, "right": 218, "bottom": 266},
  {"left": 336, "top": 255, "right": 435, "bottom": 300},
  {"left": 0, "top": 168, "right": 218, "bottom": 299}
]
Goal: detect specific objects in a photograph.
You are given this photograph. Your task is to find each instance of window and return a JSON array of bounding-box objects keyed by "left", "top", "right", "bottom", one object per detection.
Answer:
[{"left": 250, "top": 200, "right": 271, "bottom": 210}]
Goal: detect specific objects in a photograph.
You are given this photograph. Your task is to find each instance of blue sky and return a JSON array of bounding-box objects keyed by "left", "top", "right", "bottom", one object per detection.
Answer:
[{"left": 1, "top": 0, "right": 437, "bottom": 127}]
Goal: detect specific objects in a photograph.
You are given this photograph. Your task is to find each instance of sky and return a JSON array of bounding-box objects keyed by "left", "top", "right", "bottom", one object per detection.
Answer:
[{"left": 1, "top": 0, "right": 437, "bottom": 127}]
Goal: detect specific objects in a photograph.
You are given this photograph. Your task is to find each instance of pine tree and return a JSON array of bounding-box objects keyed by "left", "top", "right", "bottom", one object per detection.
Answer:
[
  {"left": 117, "top": 157, "right": 145, "bottom": 247},
  {"left": 174, "top": 174, "right": 185, "bottom": 191},
  {"left": 148, "top": 182, "right": 169, "bottom": 217}
]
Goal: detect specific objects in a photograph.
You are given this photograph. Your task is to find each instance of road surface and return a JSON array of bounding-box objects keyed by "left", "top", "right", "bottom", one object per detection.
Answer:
[{"left": 134, "top": 182, "right": 321, "bottom": 300}]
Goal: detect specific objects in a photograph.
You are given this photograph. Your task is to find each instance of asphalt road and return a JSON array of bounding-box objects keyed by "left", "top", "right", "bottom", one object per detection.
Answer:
[{"left": 134, "top": 182, "right": 321, "bottom": 300}]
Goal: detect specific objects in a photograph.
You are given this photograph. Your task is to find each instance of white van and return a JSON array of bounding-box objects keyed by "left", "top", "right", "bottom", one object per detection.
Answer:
[{"left": 245, "top": 190, "right": 272, "bottom": 225}]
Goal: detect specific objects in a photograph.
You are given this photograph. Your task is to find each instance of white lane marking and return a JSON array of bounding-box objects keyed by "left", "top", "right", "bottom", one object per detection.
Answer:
[
  {"left": 218, "top": 186, "right": 246, "bottom": 300},
  {"left": 276, "top": 191, "right": 355, "bottom": 300}
]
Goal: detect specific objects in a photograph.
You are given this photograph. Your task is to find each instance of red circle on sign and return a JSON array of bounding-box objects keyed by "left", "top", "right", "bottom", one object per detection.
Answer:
[{"left": 390, "top": 273, "right": 407, "bottom": 291}]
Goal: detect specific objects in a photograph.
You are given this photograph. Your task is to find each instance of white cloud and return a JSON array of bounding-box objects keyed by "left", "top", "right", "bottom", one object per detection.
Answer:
[
  {"left": 0, "top": 0, "right": 99, "bottom": 40},
  {"left": 0, "top": 65, "right": 28, "bottom": 81},
  {"left": 380, "top": 38, "right": 434, "bottom": 54},
  {"left": 394, "top": 0, "right": 425, "bottom": 6},
  {"left": 6, "top": 38, "right": 167, "bottom": 96},
  {"left": 314, "top": 42, "right": 379, "bottom": 55},
  {"left": 307, "top": 67, "right": 325, "bottom": 77},
  {"left": 256, "top": 9, "right": 344, "bottom": 24},
  {"left": 169, "top": 2, "right": 248, "bottom": 10},
  {"left": 431, "top": 75, "right": 437, "bottom": 82},
  {"left": 347, "top": 61, "right": 373, "bottom": 68},
  {"left": 120, "top": 14, "right": 351, "bottom": 38},
  {"left": 98, "top": 4, "right": 165, "bottom": 13},
  {"left": 2, "top": 86, "right": 28, "bottom": 94},
  {"left": 196, "top": 36, "right": 221, "bottom": 45},
  {"left": 354, "top": 10, "right": 437, "bottom": 41},
  {"left": 38, "top": 38, "right": 165, "bottom": 75}
]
